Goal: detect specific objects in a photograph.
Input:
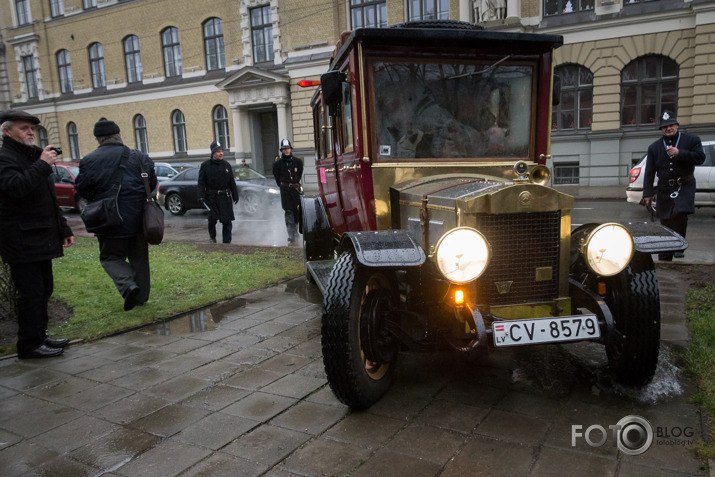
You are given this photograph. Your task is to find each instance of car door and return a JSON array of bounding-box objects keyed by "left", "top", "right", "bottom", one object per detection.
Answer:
[
  {"left": 52, "top": 166, "right": 74, "bottom": 207},
  {"left": 695, "top": 142, "right": 715, "bottom": 207},
  {"left": 181, "top": 167, "right": 201, "bottom": 208}
]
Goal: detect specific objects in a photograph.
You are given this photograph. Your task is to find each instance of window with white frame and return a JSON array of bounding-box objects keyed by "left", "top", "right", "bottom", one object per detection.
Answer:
[
  {"left": 621, "top": 55, "right": 678, "bottom": 127},
  {"left": 57, "top": 49, "right": 73, "bottom": 93},
  {"left": 68, "top": 122, "right": 80, "bottom": 159},
  {"left": 552, "top": 64, "right": 593, "bottom": 131},
  {"left": 351, "top": 0, "right": 387, "bottom": 28},
  {"left": 544, "top": 0, "right": 594, "bottom": 16},
  {"left": 15, "top": 0, "right": 30, "bottom": 25},
  {"left": 162, "top": 27, "right": 182, "bottom": 77},
  {"left": 250, "top": 6, "right": 274, "bottom": 63},
  {"left": 172, "top": 110, "right": 187, "bottom": 153},
  {"left": 134, "top": 114, "right": 148, "bottom": 153},
  {"left": 22, "top": 55, "right": 38, "bottom": 99},
  {"left": 88, "top": 42, "right": 106, "bottom": 88},
  {"left": 123, "top": 35, "right": 142, "bottom": 84},
  {"left": 408, "top": 0, "right": 448, "bottom": 21},
  {"left": 213, "top": 105, "right": 230, "bottom": 149},
  {"left": 204, "top": 18, "right": 225, "bottom": 71},
  {"left": 50, "top": 0, "right": 64, "bottom": 17},
  {"left": 37, "top": 127, "right": 49, "bottom": 148}
]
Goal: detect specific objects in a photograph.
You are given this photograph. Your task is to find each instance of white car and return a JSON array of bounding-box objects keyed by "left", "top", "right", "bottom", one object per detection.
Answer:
[{"left": 626, "top": 140, "right": 715, "bottom": 208}]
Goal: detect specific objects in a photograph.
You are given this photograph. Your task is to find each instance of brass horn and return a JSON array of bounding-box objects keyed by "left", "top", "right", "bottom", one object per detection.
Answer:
[{"left": 530, "top": 165, "right": 551, "bottom": 185}]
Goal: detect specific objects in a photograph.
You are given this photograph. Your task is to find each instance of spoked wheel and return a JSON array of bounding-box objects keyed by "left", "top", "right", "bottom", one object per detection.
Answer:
[
  {"left": 605, "top": 253, "right": 661, "bottom": 386},
  {"left": 166, "top": 194, "right": 186, "bottom": 215},
  {"left": 322, "top": 251, "right": 398, "bottom": 409},
  {"left": 241, "top": 191, "right": 259, "bottom": 215}
]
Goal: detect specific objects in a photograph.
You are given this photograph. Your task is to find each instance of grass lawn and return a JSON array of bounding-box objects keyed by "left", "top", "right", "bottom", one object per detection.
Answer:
[{"left": 1, "top": 237, "right": 303, "bottom": 354}]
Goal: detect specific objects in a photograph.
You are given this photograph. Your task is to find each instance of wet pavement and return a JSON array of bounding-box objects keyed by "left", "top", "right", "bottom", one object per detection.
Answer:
[{"left": 0, "top": 203, "right": 713, "bottom": 476}]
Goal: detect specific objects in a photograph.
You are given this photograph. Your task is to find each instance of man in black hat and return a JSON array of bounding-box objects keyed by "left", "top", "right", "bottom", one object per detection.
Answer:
[
  {"left": 198, "top": 141, "right": 238, "bottom": 243},
  {"left": 75, "top": 120, "right": 157, "bottom": 310},
  {"left": 0, "top": 109, "right": 74, "bottom": 359},
  {"left": 643, "top": 110, "right": 705, "bottom": 261},
  {"left": 272, "top": 138, "right": 303, "bottom": 245}
]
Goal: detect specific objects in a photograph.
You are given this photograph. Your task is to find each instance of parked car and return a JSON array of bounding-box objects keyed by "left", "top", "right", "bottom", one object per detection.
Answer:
[
  {"left": 627, "top": 140, "right": 715, "bottom": 208},
  {"left": 167, "top": 162, "right": 195, "bottom": 173},
  {"left": 156, "top": 166, "right": 280, "bottom": 216},
  {"left": 51, "top": 162, "right": 86, "bottom": 211},
  {"left": 154, "top": 162, "right": 180, "bottom": 182}
]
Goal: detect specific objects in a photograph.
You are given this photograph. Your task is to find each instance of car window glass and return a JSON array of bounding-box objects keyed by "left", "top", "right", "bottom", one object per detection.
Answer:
[
  {"left": 702, "top": 144, "right": 714, "bottom": 167},
  {"left": 53, "top": 167, "right": 71, "bottom": 183},
  {"left": 234, "top": 167, "right": 265, "bottom": 180},
  {"left": 184, "top": 168, "right": 199, "bottom": 180}
]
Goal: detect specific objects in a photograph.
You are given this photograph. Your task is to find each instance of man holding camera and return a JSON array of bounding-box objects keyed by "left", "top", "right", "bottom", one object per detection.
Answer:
[
  {"left": 643, "top": 110, "right": 705, "bottom": 261},
  {"left": 0, "top": 109, "right": 74, "bottom": 359}
]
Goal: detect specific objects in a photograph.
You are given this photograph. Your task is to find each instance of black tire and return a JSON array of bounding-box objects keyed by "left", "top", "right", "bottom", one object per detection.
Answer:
[
  {"left": 240, "top": 191, "right": 259, "bottom": 215},
  {"left": 166, "top": 193, "right": 186, "bottom": 215},
  {"left": 322, "top": 252, "right": 397, "bottom": 409},
  {"left": 605, "top": 253, "right": 661, "bottom": 386}
]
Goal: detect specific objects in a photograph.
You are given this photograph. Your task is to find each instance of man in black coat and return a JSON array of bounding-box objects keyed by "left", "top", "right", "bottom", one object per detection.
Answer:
[
  {"left": 198, "top": 141, "right": 238, "bottom": 243},
  {"left": 75, "top": 120, "right": 157, "bottom": 311},
  {"left": 643, "top": 110, "right": 705, "bottom": 261},
  {"left": 0, "top": 109, "right": 74, "bottom": 359},
  {"left": 272, "top": 138, "right": 303, "bottom": 245}
]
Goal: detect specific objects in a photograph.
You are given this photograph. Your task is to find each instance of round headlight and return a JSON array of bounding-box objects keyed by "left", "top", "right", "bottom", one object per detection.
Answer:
[
  {"left": 583, "top": 223, "right": 634, "bottom": 277},
  {"left": 435, "top": 228, "right": 491, "bottom": 284}
]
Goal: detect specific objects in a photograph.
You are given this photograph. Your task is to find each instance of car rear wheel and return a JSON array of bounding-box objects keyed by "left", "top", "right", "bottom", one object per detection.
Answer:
[
  {"left": 76, "top": 197, "right": 88, "bottom": 212},
  {"left": 240, "top": 191, "right": 259, "bottom": 215},
  {"left": 166, "top": 193, "right": 186, "bottom": 215},
  {"left": 605, "top": 253, "right": 661, "bottom": 386},
  {"left": 322, "top": 251, "right": 398, "bottom": 410}
]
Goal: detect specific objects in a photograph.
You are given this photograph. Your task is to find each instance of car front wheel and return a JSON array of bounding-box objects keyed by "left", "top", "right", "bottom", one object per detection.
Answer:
[
  {"left": 240, "top": 191, "right": 259, "bottom": 215},
  {"left": 166, "top": 193, "right": 186, "bottom": 215}
]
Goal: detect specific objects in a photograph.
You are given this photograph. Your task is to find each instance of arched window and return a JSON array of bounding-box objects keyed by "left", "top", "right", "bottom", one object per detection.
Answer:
[
  {"left": 123, "top": 35, "right": 142, "bottom": 84},
  {"left": 161, "top": 27, "right": 182, "bottom": 77},
  {"left": 134, "top": 114, "right": 148, "bottom": 153},
  {"left": 88, "top": 42, "right": 106, "bottom": 88},
  {"left": 213, "top": 105, "right": 230, "bottom": 149},
  {"left": 67, "top": 122, "right": 80, "bottom": 159},
  {"left": 56, "top": 49, "right": 73, "bottom": 93},
  {"left": 172, "top": 110, "right": 187, "bottom": 153},
  {"left": 621, "top": 55, "right": 678, "bottom": 127},
  {"left": 203, "top": 18, "right": 225, "bottom": 71},
  {"left": 552, "top": 64, "right": 593, "bottom": 131},
  {"left": 37, "top": 127, "right": 49, "bottom": 148}
]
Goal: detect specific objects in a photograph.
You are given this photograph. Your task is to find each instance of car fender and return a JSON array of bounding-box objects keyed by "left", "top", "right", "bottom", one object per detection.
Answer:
[
  {"left": 301, "top": 196, "right": 334, "bottom": 261},
  {"left": 337, "top": 230, "right": 426, "bottom": 268},
  {"left": 571, "top": 222, "right": 687, "bottom": 261}
]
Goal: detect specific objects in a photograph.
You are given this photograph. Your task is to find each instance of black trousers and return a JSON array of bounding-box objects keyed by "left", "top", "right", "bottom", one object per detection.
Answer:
[
  {"left": 208, "top": 219, "right": 232, "bottom": 244},
  {"left": 97, "top": 235, "right": 151, "bottom": 303},
  {"left": 659, "top": 213, "right": 688, "bottom": 261},
  {"left": 10, "top": 260, "right": 53, "bottom": 354}
]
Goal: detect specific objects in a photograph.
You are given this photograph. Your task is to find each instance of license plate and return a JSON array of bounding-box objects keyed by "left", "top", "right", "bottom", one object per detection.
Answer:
[{"left": 492, "top": 315, "right": 600, "bottom": 347}]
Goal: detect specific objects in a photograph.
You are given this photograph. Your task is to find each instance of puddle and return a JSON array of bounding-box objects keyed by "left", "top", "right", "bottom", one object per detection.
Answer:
[
  {"left": 143, "top": 297, "right": 248, "bottom": 336},
  {"left": 609, "top": 347, "right": 683, "bottom": 403}
]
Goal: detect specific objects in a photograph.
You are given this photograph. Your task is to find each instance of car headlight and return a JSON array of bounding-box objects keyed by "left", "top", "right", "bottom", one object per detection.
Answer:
[
  {"left": 582, "top": 223, "right": 634, "bottom": 277},
  {"left": 267, "top": 188, "right": 280, "bottom": 194},
  {"left": 435, "top": 227, "right": 491, "bottom": 284}
]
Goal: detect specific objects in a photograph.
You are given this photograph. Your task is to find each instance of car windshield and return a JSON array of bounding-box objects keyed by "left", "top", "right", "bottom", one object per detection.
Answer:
[
  {"left": 67, "top": 166, "right": 79, "bottom": 177},
  {"left": 372, "top": 58, "right": 534, "bottom": 161},
  {"left": 234, "top": 167, "right": 266, "bottom": 181}
]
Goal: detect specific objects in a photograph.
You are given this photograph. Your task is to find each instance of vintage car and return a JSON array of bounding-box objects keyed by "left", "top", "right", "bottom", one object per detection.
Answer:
[{"left": 299, "top": 21, "right": 687, "bottom": 410}]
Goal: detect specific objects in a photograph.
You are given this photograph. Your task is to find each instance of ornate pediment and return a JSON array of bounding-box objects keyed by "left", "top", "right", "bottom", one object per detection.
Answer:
[{"left": 216, "top": 66, "right": 289, "bottom": 91}]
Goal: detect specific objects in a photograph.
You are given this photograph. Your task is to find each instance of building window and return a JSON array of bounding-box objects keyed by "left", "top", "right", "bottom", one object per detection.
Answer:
[
  {"left": 554, "top": 162, "right": 580, "bottom": 184},
  {"left": 544, "top": 0, "right": 594, "bottom": 16},
  {"left": 15, "top": 0, "right": 30, "bottom": 25},
  {"left": 83, "top": 0, "right": 97, "bottom": 7},
  {"left": 172, "top": 110, "right": 187, "bottom": 153},
  {"left": 351, "top": 0, "right": 387, "bottom": 28},
  {"left": 123, "top": 35, "right": 142, "bottom": 84},
  {"left": 56, "top": 49, "right": 73, "bottom": 93},
  {"left": 22, "top": 55, "right": 38, "bottom": 99},
  {"left": 88, "top": 42, "right": 106, "bottom": 88},
  {"left": 134, "top": 114, "right": 148, "bottom": 153},
  {"left": 408, "top": 0, "right": 448, "bottom": 21},
  {"left": 213, "top": 105, "right": 230, "bottom": 149},
  {"left": 37, "top": 127, "right": 49, "bottom": 148},
  {"left": 203, "top": 18, "right": 225, "bottom": 71},
  {"left": 251, "top": 6, "right": 274, "bottom": 63},
  {"left": 621, "top": 55, "right": 678, "bottom": 127},
  {"left": 49, "top": 0, "right": 64, "bottom": 17},
  {"left": 67, "top": 122, "right": 80, "bottom": 159},
  {"left": 552, "top": 64, "right": 593, "bottom": 131},
  {"left": 162, "top": 27, "right": 182, "bottom": 77}
]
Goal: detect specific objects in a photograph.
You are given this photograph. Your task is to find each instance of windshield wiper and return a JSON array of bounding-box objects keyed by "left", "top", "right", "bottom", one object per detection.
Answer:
[{"left": 447, "top": 55, "right": 512, "bottom": 80}]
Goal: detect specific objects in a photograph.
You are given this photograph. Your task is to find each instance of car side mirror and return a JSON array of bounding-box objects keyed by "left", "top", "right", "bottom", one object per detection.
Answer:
[{"left": 321, "top": 70, "right": 346, "bottom": 115}]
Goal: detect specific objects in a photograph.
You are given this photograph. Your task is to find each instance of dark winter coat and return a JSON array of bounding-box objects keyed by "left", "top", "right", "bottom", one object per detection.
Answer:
[
  {"left": 643, "top": 131, "right": 705, "bottom": 219},
  {"left": 75, "top": 142, "right": 157, "bottom": 236},
  {"left": 272, "top": 153, "right": 303, "bottom": 211},
  {"left": 0, "top": 135, "right": 73, "bottom": 264},
  {"left": 198, "top": 158, "right": 238, "bottom": 223}
]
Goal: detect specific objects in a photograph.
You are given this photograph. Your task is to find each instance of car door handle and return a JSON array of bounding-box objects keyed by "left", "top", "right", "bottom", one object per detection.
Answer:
[
  {"left": 340, "top": 164, "right": 359, "bottom": 172},
  {"left": 324, "top": 167, "right": 335, "bottom": 174}
]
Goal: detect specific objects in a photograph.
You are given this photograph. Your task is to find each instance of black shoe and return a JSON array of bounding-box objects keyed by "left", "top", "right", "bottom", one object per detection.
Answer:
[
  {"left": 209, "top": 238, "right": 217, "bottom": 243},
  {"left": 674, "top": 251, "right": 685, "bottom": 258},
  {"left": 124, "top": 285, "right": 140, "bottom": 311},
  {"left": 44, "top": 337, "right": 69, "bottom": 348},
  {"left": 18, "top": 344, "right": 64, "bottom": 359}
]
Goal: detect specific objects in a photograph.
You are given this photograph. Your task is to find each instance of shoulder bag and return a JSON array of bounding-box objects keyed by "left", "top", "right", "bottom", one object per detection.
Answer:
[
  {"left": 80, "top": 146, "right": 130, "bottom": 233},
  {"left": 139, "top": 159, "right": 164, "bottom": 245}
]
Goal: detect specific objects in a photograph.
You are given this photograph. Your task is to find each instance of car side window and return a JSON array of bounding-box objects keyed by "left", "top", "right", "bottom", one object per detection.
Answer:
[
  {"left": 185, "top": 168, "right": 199, "bottom": 181},
  {"left": 53, "top": 167, "right": 71, "bottom": 183},
  {"left": 702, "top": 145, "right": 714, "bottom": 167}
]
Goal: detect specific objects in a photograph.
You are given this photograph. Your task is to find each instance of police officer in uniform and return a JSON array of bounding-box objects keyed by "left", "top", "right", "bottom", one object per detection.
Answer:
[
  {"left": 643, "top": 110, "right": 705, "bottom": 261},
  {"left": 198, "top": 141, "right": 238, "bottom": 243},
  {"left": 272, "top": 138, "right": 303, "bottom": 245}
]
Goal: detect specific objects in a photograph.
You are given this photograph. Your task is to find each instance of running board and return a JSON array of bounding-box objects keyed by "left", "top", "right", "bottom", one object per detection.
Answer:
[{"left": 306, "top": 259, "right": 336, "bottom": 295}]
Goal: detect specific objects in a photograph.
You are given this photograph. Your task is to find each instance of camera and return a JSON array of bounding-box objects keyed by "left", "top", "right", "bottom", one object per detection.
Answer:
[{"left": 50, "top": 147, "right": 62, "bottom": 155}]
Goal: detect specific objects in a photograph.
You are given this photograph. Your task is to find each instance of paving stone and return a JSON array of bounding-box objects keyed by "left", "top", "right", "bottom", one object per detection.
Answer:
[
  {"left": 0, "top": 400, "right": 83, "bottom": 438},
  {"left": 129, "top": 404, "right": 211, "bottom": 437},
  {"left": 67, "top": 382, "right": 135, "bottom": 412},
  {"left": 324, "top": 412, "right": 405, "bottom": 449},
  {"left": 26, "top": 375, "right": 99, "bottom": 403},
  {"left": 28, "top": 415, "right": 118, "bottom": 454},
  {"left": 531, "top": 446, "right": 617, "bottom": 476},
  {"left": 186, "top": 328, "right": 240, "bottom": 342},
  {"left": 218, "top": 318, "right": 263, "bottom": 332},
  {"left": 0, "top": 428, "right": 22, "bottom": 451},
  {"left": 475, "top": 408, "right": 550, "bottom": 445},
  {"left": 366, "top": 391, "right": 432, "bottom": 421},
  {"left": 385, "top": 423, "right": 466, "bottom": 465},
  {"left": 143, "top": 374, "right": 210, "bottom": 402},
  {"left": 261, "top": 373, "right": 327, "bottom": 399},
  {"left": 184, "top": 343, "right": 240, "bottom": 361},
  {"left": 440, "top": 436, "right": 533, "bottom": 477},
  {"left": 435, "top": 381, "right": 508, "bottom": 408},
  {"left": 156, "top": 337, "right": 211, "bottom": 354},
  {"left": 175, "top": 412, "right": 259, "bottom": 449},
  {"left": 244, "top": 320, "right": 296, "bottom": 338},
  {"left": 0, "top": 366, "right": 65, "bottom": 392},
  {"left": 414, "top": 399, "right": 489, "bottom": 433},
  {"left": 222, "top": 347, "right": 277, "bottom": 366},
  {"left": 0, "top": 385, "right": 18, "bottom": 400},
  {"left": 180, "top": 452, "right": 270, "bottom": 477},
  {"left": 222, "top": 424, "right": 311, "bottom": 466},
  {"left": 280, "top": 437, "right": 370, "bottom": 476},
  {"left": 255, "top": 335, "right": 304, "bottom": 353},
  {"left": 270, "top": 401, "right": 348, "bottom": 435},
  {"left": 44, "top": 353, "right": 115, "bottom": 375},
  {"left": 148, "top": 354, "right": 215, "bottom": 374},
  {"left": 114, "top": 440, "right": 211, "bottom": 477},
  {"left": 27, "top": 455, "right": 99, "bottom": 477},
  {"left": 617, "top": 460, "right": 706, "bottom": 477},
  {"left": 89, "top": 343, "right": 147, "bottom": 361},
  {"left": 0, "top": 440, "right": 58, "bottom": 477},
  {"left": 286, "top": 338, "right": 322, "bottom": 359},
  {"left": 221, "top": 392, "right": 297, "bottom": 421},
  {"left": 180, "top": 384, "right": 250, "bottom": 411},
  {"left": 224, "top": 367, "right": 283, "bottom": 390},
  {"left": 217, "top": 333, "right": 262, "bottom": 348},
  {"left": 93, "top": 392, "right": 169, "bottom": 425},
  {"left": 293, "top": 359, "right": 327, "bottom": 379},
  {"left": 186, "top": 359, "right": 243, "bottom": 383},
  {"left": 110, "top": 366, "right": 177, "bottom": 391},
  {"left": 70, "top": 427, "right": 161, "bottom": 471},
  {"left": 352, "top": 449, "right": 442, "bottom": 477},
  {"left": 77, "top": 360, "right": 139, "bottom": 382},
  {"left": 305, "top": 386, "right": 346, "bottom": 407}
]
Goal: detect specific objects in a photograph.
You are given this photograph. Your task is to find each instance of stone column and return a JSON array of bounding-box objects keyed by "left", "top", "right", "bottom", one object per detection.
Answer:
[
  {"left": 276, "top": 100, "right": 291, "bottom": 142},
  {"left": 507, "top": 0, "right": 519, "bottom": 19},
  {"left": 459, "top": 0, "right": 472, "bottom": 21},
  {"left": 230, "top": 105, "right": 248, "bottom": 162}
]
